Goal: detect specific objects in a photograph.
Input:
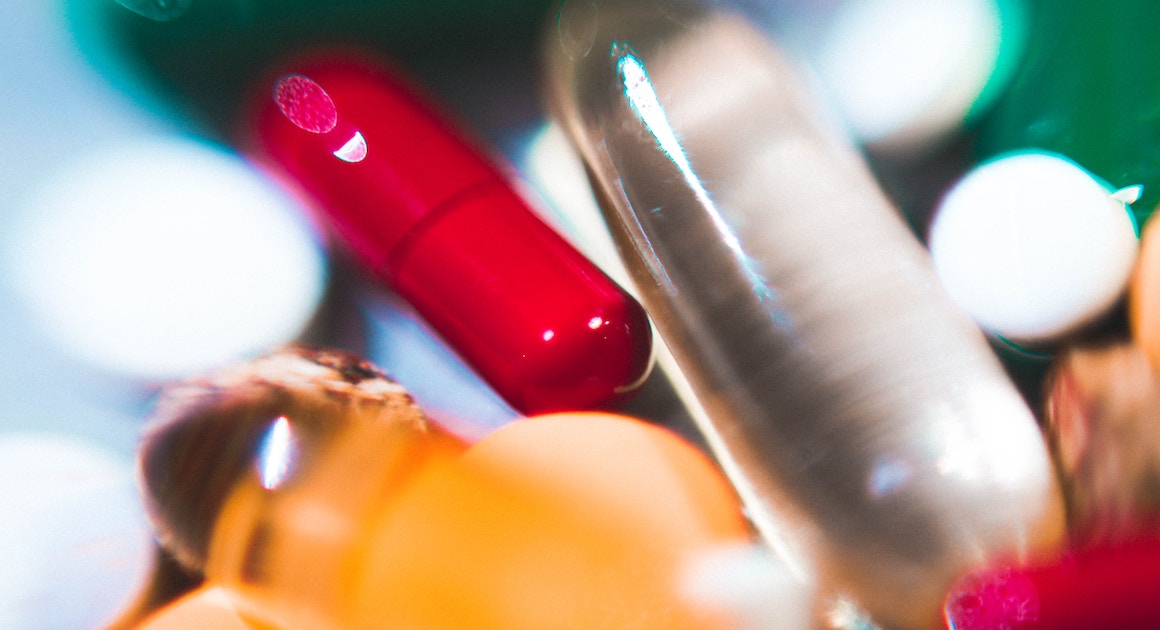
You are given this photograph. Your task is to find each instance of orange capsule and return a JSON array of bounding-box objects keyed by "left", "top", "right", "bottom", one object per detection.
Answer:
[
  {"left": 349, "top": 412, "right": 753, "bottom": 630},
  {"left": 135, "top": 346, "right": 468, "bottom": 626},
  {"left": 134, "top": 588, "right": 255, "bottom": 630},
  {"left": 135, "top": 348, "right": 750, "bottom": 629}
]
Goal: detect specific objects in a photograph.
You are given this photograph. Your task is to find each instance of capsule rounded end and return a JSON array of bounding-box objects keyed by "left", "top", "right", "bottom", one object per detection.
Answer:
[
  {"left": 388, "top": 186, "right": 654, "bottom": 415},
  {"left": 136, "top": 345, "right": 436, "bottom": 572},
  {"left": 511, "top": 289, "right": 654, "bottom": 415}
]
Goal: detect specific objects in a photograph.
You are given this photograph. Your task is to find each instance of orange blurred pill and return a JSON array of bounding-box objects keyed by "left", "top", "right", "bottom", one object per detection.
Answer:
[
  {"left": 132, "top": 348, "right": 751, "bottom": 629},
  {"left": 1131, "top": 216, "right": 1160, "bottom": 363},
  {"left": 135, "top": 587, "right": 255, "bottom": 630},
  {"left": 349, "top": 412, "right": 752, "bottom": 630}
]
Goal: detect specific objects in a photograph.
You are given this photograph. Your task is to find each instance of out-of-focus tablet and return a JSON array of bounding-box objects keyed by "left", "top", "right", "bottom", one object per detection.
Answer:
[
  {"left": 351, "top": 412, "right": 753, "bottom": 630},
  {"left": 1130, "top": 217, "right": 1160, "bottom": 365},
  {"left": 134, "top": 587, "right": 255, "bottom": 630},
  {"left": 812, "top": 0, "right": 1022, "bottom": 152},
  {"left": 929, "top": 151, "right": 1139, "bottom": 345},
  {"left": 0, "top": 433, "right": 154, "bottom": 629},
  {"left": 946, "top": 536, "right": 1160, "bottom": 630},
  {"left": 1044, "top": 342, "right": 1160, "bottom": 546},
  {"left": 2, "top": 135, "right": 328, "bottom": 381}
]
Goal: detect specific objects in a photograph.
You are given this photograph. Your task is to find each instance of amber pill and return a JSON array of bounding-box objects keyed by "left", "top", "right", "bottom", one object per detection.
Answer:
[
  {"left": 1044, "top": 342, "right": 1160, "bottom": 545},
  {"left": 1130, "top": 216, "right": 1160, "bottom": 364},
  {"left": 349, "top": 412, "right": 753, "bottom": 629},
  {"left": 135, "top": 348, "right": 750, "bottom": 629},
  {"left": 134, "top": 588, "right": 256, "bottom": 630}
]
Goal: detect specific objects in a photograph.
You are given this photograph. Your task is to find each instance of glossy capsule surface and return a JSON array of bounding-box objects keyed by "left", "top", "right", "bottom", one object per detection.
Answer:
[
  {"left": 544, "top": 2, "right": 1064, "bottom": 627},
  {"left": 241, "top": 53, "right": 652, "bottom": 414},
  {"left": 136, "top": 345, "right": 469, "bottom": 627},
  {"left": 134, "top": 347, "right": 752, "bottom": 630}
]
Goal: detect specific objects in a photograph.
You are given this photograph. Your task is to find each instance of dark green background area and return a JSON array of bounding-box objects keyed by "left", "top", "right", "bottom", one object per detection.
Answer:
[
  {"left": 974, "top": 0, "right": 1160, "bottom": 226},
  {"left": 66, "top": 0, "right": 558, "bottom": 146}
]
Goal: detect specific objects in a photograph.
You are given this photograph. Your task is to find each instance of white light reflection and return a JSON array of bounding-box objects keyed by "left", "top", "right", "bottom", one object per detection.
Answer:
[
  {"left": 616, "top": 46, "right": 701, "bottom": 191},
  {"left": 867, "top": 456, "right": 912, "bottom": 498},
  {"left": 1112, "top": 184, "right": 1143, "bottom": 206},
  {"left": 935, "top": 416, "right": 980, "bottom": 482},
  {"left": 681, "top": 543, "right": 814, "bottom": 630},
  {"left": 932, "top": 384, "right": 1044, "bottom": 488},
  {"left": 256, "top": 416, "right": 296, "bottom": 490},
  {"left": 333, "top": 131, "right": 368, "bottom": 163},
  {"left": 614, "top": 46, "right": 776, "bottom": 305}
]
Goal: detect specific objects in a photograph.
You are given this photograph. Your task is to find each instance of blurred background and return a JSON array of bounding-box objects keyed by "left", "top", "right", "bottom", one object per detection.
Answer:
[
  {"left": 0, "top": 0, "right": 1075, "bottom": 626},
  {"left": 2, "top": 2, "right": 563, "bottom": 625}
]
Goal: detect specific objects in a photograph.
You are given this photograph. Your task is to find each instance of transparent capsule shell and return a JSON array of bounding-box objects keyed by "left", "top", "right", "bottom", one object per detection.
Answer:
[
  {"left": 543, "top": 1, "right": 1065, "bottom": 627},
  {"left": 137, "top": 345, "right": 466, "bottom": 628}
]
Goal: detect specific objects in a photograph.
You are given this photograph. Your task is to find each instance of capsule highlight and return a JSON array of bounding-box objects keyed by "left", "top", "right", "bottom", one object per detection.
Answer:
[
  {"left": 240, "top": 53, "right": 653, "bottom": 414},
  {"left": 543, "top": 2, "right": 1065, "bottom": 627}
]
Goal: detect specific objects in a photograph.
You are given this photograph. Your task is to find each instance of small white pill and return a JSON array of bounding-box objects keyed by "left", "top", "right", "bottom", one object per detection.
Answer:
[{"left": 929, "top": 151, "right": 1139, "bottom": 345}]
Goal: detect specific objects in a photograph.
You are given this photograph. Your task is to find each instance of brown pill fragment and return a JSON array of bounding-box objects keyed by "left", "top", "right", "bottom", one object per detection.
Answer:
[{"left": 1045, "top": 342, "right": 1160, "bottom": 545}]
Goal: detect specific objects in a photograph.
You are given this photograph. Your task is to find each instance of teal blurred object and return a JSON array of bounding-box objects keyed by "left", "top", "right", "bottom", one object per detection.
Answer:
[
  {"left": 974, "top": 0, "right": 1160, "bottom": 225},
  {"left": 65, "top": 0, "right": 556, "bottom": 135}
]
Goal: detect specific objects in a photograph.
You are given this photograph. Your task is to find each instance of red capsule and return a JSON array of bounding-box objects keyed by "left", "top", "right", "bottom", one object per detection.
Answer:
[
  {"left": 945, "top": 535, "right": 1160, "bottom": 630},
  {"left": 239, "top": 52, "right": 653, "bottom": 414}
]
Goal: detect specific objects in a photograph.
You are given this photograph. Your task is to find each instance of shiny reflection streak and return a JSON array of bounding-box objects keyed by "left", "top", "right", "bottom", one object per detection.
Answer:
[
  {"left": 257, "top": 416, "right": 296, "bottom": 490},
  {"left": 333, "top": 131, "right": 367, "bottom": 163},
  {"left": 615, "top": 46, "right": 774, "bottom": 305},
  {"left": 546, "top": 4, "right": 1065, "bottom": 626}
]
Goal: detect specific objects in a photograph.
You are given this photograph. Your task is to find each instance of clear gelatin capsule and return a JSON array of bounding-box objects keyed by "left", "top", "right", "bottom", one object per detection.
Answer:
[{"left": 543, "top": 1, "right": 1065, "bottom": 627}]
